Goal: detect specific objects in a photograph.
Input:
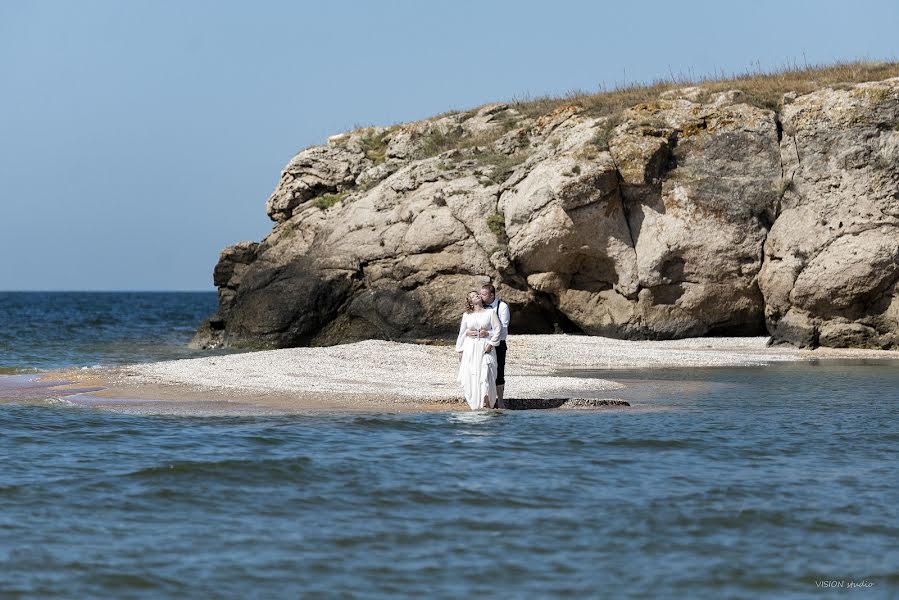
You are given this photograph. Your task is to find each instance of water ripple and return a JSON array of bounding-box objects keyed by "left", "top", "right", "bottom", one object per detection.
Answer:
[{"left": 2, "top": 360, "right": 899, "bottom": 598}]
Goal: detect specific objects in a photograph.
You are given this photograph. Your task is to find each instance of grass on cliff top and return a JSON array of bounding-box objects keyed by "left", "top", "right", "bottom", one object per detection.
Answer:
[
  {"left": 336, "top": 60, "right": 898, "bottom": 171},
  {"left": 360, "top": 129, "right": 390, "bottom": 164},
  {"left": 511, "top": 60, "right": 899, "bottom": 118}
]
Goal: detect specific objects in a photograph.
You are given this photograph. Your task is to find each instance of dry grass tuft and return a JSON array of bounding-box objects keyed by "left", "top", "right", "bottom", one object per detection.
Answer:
[
  {"left": 360, "top": 129, "right": 391, "bottom": 164},
  {"left": 486, "top": 213, "right": 508, "bottom": 243},
  {"left": 417, "top": 123, "right": 521, "bottom": 161},
  {"left": 511, "top": 60, "right": 899, "bottom": 119},
  {"left": 312, "top": 193, "right": 347, "bottom": 210},
  {"left": 417, "top": 125, "right": 465, "bottom": 158}
]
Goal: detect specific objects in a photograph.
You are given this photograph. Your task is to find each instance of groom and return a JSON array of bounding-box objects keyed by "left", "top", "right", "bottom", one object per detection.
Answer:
[{"left": 479, "top": 284, "right": 510, "bottom": 408}]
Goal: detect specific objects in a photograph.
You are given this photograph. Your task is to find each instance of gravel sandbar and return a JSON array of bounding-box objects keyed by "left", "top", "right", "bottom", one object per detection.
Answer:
[{"left": 36, "top": 335, "right": 899, "bottom": 413}]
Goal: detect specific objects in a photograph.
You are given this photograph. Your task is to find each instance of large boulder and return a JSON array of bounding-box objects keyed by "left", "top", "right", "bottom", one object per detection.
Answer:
[
  {"left": 192, "top": 77, "right": 899, "bottom": 350},
  {"left": 759, "top": 78, "right": 899, "bottom": 348},
  {"left": 504, "top": 97, "right": 781, "bottom": 339}
]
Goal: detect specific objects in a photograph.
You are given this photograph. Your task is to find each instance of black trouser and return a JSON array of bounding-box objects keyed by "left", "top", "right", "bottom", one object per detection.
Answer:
[{"left": 496, "top": 340, "right": 507, "bottom": 386}]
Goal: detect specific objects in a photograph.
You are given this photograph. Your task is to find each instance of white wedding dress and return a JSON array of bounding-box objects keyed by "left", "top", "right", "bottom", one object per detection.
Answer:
[{"left": 455, "top": 309, "right": 502, "bottom": 410}]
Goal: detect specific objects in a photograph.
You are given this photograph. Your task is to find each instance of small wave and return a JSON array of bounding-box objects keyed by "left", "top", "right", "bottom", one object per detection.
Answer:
[
  {"left": 42, "top": 397, "right": 81, "bottom": 407},
  {"left": 602, "top": 437, "right": 697, "bottom": 449},
  {"left": 124, "top": 456, "right": 314, "bottom": 483},
  {"left": 0, "top": 484, "right": 25, "bottom": 497},
  {"left": 690, "top": 508, "right": 792, "bottom": 529},
  {"left": 364, "top": 487, "right": 448, "bottom": 507},
  {"left": 92, "top": 572, "right": 171, "bottom": 590},
  {"left": 349, "top": 415, "right": 437, "bottom": 432},
  {"left": 0, "top": 367, "right": 43, "bottom": 375},
  {"left": 245, "top": 435, "right": 286, "bottom": 446}
]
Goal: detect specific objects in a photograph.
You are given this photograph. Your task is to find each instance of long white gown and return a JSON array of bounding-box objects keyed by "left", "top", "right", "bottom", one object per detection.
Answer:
[{"left": 455, "top": 309, "right": 502, "bottom": 410}]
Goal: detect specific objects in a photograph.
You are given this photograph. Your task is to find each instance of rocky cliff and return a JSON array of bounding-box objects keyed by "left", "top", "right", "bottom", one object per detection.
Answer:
[{"left": 192, "top": 75, "right": 899, "bottom": 350}]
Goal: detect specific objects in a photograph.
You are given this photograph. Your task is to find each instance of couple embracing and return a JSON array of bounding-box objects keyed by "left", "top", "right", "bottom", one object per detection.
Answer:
[{"left": 455, "top": 283, "right": 510, "bottom": 411}]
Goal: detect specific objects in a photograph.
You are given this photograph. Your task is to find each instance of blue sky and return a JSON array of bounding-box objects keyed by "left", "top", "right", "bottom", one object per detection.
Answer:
[{"left": 1, "top": 0, "right": 897, "bottom": 291}]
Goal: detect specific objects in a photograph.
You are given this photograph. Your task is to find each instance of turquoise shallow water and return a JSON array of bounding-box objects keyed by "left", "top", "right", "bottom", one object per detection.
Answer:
[
  {"left": 1, "top": 293, "right": 898, "bottom": 598},
  {"left": 2, "top": 361, "right": 898, "bottom": 599}
]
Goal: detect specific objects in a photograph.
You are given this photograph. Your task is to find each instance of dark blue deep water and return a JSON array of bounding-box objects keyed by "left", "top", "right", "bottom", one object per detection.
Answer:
[
  {"left": 1, "top": 293, "right": 897, "bottom": 598},
  {"left": 0, "top": 291, "right": 229, "bottom": 372}
]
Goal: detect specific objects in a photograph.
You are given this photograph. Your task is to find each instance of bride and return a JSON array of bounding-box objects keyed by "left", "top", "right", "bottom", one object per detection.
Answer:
[{"left": 456, "top": 290, "right": 502, "bottom": 410}]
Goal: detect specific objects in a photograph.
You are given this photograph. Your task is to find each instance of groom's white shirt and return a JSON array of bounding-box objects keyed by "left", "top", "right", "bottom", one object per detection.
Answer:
[{"left": 487, "top": 298, "right": 510, "bottom": 341}]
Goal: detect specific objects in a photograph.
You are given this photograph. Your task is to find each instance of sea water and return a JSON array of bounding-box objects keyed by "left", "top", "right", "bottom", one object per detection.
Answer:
[
  {"left": 1, "top": 293, "right": 897, "bottom": 598},
  {"left": 0, "top": 291, "right": 234, "bottom": 372}
]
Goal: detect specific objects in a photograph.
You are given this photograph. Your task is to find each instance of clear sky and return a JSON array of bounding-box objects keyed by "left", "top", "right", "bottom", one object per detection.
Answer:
[{"left": 1, "top": 0, "right": 897, "bottom": 291}]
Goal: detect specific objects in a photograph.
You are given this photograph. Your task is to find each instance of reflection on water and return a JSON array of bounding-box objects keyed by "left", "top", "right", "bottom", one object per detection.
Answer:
[{"left": 447, "top": 410, "right": 503, "bottom": 425}]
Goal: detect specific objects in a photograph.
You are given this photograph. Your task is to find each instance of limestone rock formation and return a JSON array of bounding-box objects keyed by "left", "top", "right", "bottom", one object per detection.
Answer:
[
  {"left": 759, "top": 79, "right": 899, "bottom": 348},
  {"left": 192, "top": 77, "right": 899, "bottom": 350}
]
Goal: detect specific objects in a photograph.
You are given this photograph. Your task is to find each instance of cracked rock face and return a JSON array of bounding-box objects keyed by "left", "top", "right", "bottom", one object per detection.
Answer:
[
  {"left": 193, "top": 78, "right": 899, "bottom": 350},
  {"left": 759, "top": 78, "right": 899, "bottom": 348},
  {"left": 534, "top": 98, "right": 782, "bottom": 339}
]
